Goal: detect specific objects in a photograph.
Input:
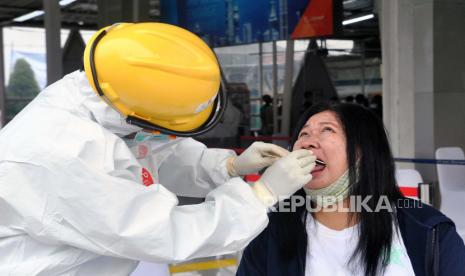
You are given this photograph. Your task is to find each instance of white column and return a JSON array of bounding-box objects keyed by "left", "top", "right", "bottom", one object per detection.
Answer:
[
  {"left": 0, "top": 27, "right": 5, "bottom": 127},
  {"left": 381, "top": 0, "right": 465, "bottom": 181},
  {"left": 412, "top": 0, "right": 435, "bottom": 179},
  {"left": 380, "top": 0, "right": 416, "bottom": 165},
  {"left": 432, "top": 0, "right": 465, "bottom": 150}
]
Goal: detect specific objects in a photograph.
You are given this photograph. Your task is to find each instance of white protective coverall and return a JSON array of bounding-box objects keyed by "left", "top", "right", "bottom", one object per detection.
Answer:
[{"left": 0, "top": 71, "right": 268, "bottom": 275}]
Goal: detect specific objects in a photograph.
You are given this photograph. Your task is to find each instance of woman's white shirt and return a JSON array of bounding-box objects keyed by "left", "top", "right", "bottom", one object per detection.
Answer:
[{"left": 305, "top": 213, "right": 415, "bottom": 276}]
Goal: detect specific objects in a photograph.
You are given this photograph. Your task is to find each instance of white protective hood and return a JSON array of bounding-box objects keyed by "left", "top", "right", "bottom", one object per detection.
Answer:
[{"left": 0, "top": 71, "right": 268, "bottom": 275}]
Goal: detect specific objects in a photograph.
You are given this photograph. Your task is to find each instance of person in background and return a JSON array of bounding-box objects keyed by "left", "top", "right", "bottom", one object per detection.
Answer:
[
  {"left": 344, "top": 95, "right": 355, "bottom": 103},
  {"left": 355, "top": 93, "right": 369, "bottom": 107},
  {"left": 370, "top": 94, "right": 383, "bottom": 119},
  {"left": 0, "top": 23, "right": 316, "bottom": 275},
  {"left": 237, "top": 103, "right": 465, "bottom": 276},
  {"left": 260, "top": 94, "right": 274, "bottom": 136}
]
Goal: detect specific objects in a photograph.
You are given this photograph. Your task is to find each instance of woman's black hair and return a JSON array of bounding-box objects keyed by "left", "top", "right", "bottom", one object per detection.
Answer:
[{"left": 273, "top": 102, "right": 403, "bottom": 276}]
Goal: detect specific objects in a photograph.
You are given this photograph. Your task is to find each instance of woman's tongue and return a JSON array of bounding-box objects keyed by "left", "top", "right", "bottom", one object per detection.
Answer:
[{"left": 312, "top": 159, "right": 326, "bottom": 173}]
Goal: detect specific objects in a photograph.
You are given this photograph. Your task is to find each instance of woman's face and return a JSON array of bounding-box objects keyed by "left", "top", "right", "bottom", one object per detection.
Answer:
[{"left": 293, "top": 111, "right": 348, "bottom": 189}]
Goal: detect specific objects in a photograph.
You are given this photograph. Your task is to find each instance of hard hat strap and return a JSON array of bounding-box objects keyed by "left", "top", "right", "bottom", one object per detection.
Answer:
[{"left": 89, "top": 29, "right": 107, "bottom": 97}]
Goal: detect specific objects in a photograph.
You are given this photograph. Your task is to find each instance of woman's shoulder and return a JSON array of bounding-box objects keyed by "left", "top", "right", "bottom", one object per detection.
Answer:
[{"left": 396, "top": 197, "right": 454, "bottom": 228}]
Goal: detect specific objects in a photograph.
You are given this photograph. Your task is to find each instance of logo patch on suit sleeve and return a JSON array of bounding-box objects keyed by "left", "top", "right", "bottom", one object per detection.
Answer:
[{"left": 141, "top": 168, "right": 154, "bottom": 186}]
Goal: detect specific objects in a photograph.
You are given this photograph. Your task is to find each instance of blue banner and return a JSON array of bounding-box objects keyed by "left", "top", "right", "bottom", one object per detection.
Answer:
[{"left": 161, "top": 0, "right": 309, "bottom": 47}]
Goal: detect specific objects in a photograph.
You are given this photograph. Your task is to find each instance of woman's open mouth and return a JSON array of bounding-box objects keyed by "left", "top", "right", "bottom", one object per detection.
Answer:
[{"left": 312, "top": 159, "right": 326, "bottom": 174}]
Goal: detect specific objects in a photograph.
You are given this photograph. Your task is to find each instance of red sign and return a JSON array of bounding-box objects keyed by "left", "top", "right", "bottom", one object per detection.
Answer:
[
  {"left": 291, "top": 0, "right": 341, "bottom": 39},
  {"left": 399, "top": 187, "right": 419, "bottom": 198}
]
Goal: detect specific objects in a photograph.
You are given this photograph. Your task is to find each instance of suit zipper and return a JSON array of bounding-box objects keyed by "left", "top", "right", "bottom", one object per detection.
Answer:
[
  {"left": 428, "top": 227, "right": 438, "bottom": 276},
  {"left": 431, "top": 228, "right": 436, "bottom": 276}
]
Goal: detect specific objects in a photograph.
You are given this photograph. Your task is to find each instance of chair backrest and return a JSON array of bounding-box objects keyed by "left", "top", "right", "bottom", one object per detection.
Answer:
[
  {"left": 395, "top": 169, "right": 423, "bottom": 198},
  {"left": 436, "top": 147, "right": 465, "bottom": 191},
  {"left": 396, "top": 169, "right": 423, "bottom": 187}
]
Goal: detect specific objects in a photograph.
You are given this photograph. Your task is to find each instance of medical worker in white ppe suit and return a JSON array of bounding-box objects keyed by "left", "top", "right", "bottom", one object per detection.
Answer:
[{"left": 0, "top": 23, "right": 316, "bottom": 275}]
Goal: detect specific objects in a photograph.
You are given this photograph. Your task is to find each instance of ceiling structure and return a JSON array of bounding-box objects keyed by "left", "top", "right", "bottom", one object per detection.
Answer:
[
  {"left": 341, "top": 0, "right": 380, "bottom": 57},
  {"left": 343, "top": 0, "right": 378, "bottom": 38},
  {"left": 0, "top": 1, "right": 377, "bottom": 33},
  {"left": 0, "top": 0, "right": 161, "bottom": 29},
  {"left": 0, "top": 0, "right": 379, "bottom": 54},
  {"left": 0, "top": 0, "right": 96, "bottom": 29}
]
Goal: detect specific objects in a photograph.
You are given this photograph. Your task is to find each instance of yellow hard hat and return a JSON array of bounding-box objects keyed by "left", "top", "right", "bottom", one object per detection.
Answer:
[{"left": 83, "top": 22, "right": 226, "bottom": 136}]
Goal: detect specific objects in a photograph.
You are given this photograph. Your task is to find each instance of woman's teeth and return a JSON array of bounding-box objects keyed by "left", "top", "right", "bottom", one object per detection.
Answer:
[
  {"left": 316, "top": 159, "right": 326, "bottom": 166},
  {"left": 312, "top": 159, "right": 326, "bottom": 174}
]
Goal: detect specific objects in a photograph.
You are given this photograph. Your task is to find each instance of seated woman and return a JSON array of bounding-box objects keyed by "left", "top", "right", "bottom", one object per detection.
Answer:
[{"left": 237, "top": 103, "right": 465, "bottom": 276}]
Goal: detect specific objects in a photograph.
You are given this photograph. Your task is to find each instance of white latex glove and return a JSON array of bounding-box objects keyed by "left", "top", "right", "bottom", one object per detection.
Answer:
[
  {"left": 227, "top": 142, "right": 289, "bottom": 176},
  {"left": 251, "top": 149, "right": 316, "bottom": 207}
]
